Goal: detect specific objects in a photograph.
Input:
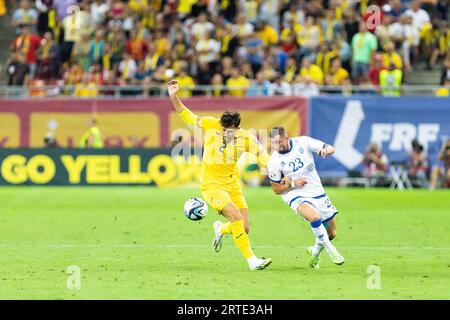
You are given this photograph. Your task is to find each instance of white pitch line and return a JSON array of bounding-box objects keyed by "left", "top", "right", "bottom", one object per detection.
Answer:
[{"left": 0, "top": 244, "right": 449, "bottom": 251}]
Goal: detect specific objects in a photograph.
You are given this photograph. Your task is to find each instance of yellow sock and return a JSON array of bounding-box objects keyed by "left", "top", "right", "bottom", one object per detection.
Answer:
[
  {"left": 220, "top": 222, "right": 232, "bottom": 235},
  {"left": 230, "top": 220, "right": 254, "bottom": 259}
]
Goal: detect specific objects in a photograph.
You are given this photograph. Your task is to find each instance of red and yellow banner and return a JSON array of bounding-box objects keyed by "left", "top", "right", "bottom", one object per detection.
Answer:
[{"left": 0, "top": 97, "right": 308, "bottom": 148}]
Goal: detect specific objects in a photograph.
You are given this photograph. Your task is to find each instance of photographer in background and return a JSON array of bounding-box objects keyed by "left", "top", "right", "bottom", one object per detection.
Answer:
[
  {"left": 363, "top": 143, "right": 389, "bottom": 186},
  {"left": 430, "top": 139, "right": 450, "bottom": 189},
  {"left": 43, "top": 131, "right": 58, "bottom": 148},
  {"left": 407, "top": 139, "right": 429, "bottom": 188}
]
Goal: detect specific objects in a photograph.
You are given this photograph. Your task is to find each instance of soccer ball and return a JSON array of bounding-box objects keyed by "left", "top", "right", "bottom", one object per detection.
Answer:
[{"left": 183, "top": 197, "right": 208, "bottom": 221}]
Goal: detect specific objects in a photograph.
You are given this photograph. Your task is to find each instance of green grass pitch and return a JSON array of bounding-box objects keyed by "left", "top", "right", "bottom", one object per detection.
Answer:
[{"left": 0, "top": 186, "right": 449, "bottom": 300}]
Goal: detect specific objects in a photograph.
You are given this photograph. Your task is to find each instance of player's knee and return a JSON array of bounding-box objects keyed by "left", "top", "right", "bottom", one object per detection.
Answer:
[
  {"left": 227, "top": 209, "right": 242, "bottom": 222},
  {"left": 311, "top": 213, "right": 321, "bottom": 222},
  {"left": 244, "top": 224, "right": 250, "bottom": 234}
]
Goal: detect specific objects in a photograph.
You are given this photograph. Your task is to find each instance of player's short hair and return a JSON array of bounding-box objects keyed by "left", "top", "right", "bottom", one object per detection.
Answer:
[
  {"left": 270, "top": 126, "right": 287, "bottom": 139},
  {"left": 220, "top": 110, "right": 241, "bottom": 128}
]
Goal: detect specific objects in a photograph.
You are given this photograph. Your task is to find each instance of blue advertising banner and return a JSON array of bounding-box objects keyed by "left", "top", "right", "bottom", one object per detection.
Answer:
[{"left": 309, "top": 96, "right": 450, "bottom": 177}]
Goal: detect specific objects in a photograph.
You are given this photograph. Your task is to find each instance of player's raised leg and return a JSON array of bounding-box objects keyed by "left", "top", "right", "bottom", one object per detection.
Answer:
[
  {"left": 297, "top": 203, "right": 344, "bottom": 266},
  {"left": 307, "top": 217, "right": 338, "bottom": 267},
  {"left": 220, "top": 202, "right": 271, "bottom": 270}
]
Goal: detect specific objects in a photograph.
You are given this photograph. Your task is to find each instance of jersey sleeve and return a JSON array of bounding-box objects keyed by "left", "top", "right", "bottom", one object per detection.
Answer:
[
  {"left": 199, "top": 116, "right": 221, "bottom": 130},
  {"left": 267, "top": 158, "right": 282, "bottom": 183},
  {"left": 301, "top": 136, "right": 327, "bottom": 153}
]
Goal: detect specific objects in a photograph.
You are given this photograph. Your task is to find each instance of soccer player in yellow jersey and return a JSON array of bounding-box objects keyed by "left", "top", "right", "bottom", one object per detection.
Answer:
[{"left": 168, "top": 80, "right": 272, "bottom": 271}]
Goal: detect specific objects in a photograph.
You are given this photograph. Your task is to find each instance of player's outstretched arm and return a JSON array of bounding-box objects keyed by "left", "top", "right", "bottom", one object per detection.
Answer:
[
  {"left": 167, "top": 79, "right": 198, "bottom": 126},
  {"left": 270, "top": 176, "right": 307, "bottom": 195},
  {"left": 317, "top": 144, "right": 336, "bottom": 159}
]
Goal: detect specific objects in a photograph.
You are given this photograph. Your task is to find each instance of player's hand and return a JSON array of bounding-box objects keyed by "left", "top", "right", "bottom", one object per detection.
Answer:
[
  {"left": 281, "top": 176, "right": 292, "bottom": 185},
  {"left": 293, "top": 179, "right": 307, "bottom": 187},
  {"left": 317, "top": 148, "right": 328, "bottom": 158},
  {"left": 167, "top": 80, "right": 179, "bottom": 97}
]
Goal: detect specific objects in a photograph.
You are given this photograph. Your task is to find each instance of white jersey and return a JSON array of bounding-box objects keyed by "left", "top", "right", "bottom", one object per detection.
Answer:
[{"left": 268, "top": 136, "right": 327, "bottom": 204}]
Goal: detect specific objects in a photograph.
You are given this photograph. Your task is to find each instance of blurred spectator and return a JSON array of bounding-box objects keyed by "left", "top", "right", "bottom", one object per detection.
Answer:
[
  {"left": 245, "top": 32, "right": 264, "bottom": 75},
  {"left": 61, "top": 3, "right": 90, "bottom": 63},
  {"left": 191, "top": 12, "right": 214, "bottom": 40},
  {"left": 297, "top": 15, "right": 320, "bottom": 62},
  {"left": 388, "top": 14, "right": 419, "bottom": 71},
  {"left": 382, "top": 42, "right": 403, "bottom": 70},
  {"left": 284, "top": 57, "right": 298, "bottom": 83},
  {"left": 344, "top": 9, "right": 359, "bottom": 44},
  {"left": 270, "top": 73, "right": 292, "bottom": 96},
  {"left": 12, "top": 0, "right": 38, "bottom": 33},
  {"left": 257, "top": 21, "right": 279, "bottom": 47},
  {"left": 90, "top": 30, "right": 105, "bottom": 65},
  {"left": 90, "top": 0, "right": 110, "bottom": 26},
  {"left": 321, "top": 8, "right": 342, "bottom": 44},
  {"left": 408, "top": 139, "right": 430, "bottom": 187},
  {"left": 175, "top": 68, "right": 196, "bottom": 97},
  {"left": 226, "top": 67, "right": 250, "bottom": 96},
  {"left": 36, "top": 31, "right": 60, "bottom": 80},
  {"left": 196, "top": 31, "right": 220, "bottom": 70},
  {"left": 430, "top": 139, "right": 450, "bottom": 189},
  {"left": 119, "top": 52, "right": 137, "bottom": 84},
  {"left": 211, "top": 73, "right": 225, "bottom": 97},
  {"left": 7, "top": 52, "right": 30, "bottom": 86},
  {"left": 125, "top": 29, "right": 148, "bottom": 61},
  {"left": 35, "top": 0, "right": 53, "bottom": 36},
  {"left": 282, "top": 3, "right": 304, "bottom": 30},
  {"left": 247, "top": 71, "right": 272, "bottom": 97},
  {"left": 72, "top": 32, "right": 91, "bottom": 71},
  {"left": 11, "top": 25, "right": 41, "bottom": 79},
  {"left": 385, "top": 0, "right": 405, "bottom": 19},
  {"left": 315, "top": 42, "right": 338, "bottom": 76},
  {"left": 325, "top": 58, "right": 350, "bottom": 86},
  {"left": 293, "top": 75, "right": 320, "bottom": 97},
  {"left": 297, "top": 57, "right": 323, "bottom": 85},
  {"left": 220, "top": 23, "right": 239, "bottom": 58},
  {"left": 73, "top": 72, "right": 98, "bottom": 97},
  {"left": 351, "top": 21, "right": 378, "bottom": 84},
  {"left": 369, "top": 54, "right": 384, "bottom": 85},
  {"left": 405, "top": 0, "right": 430, "bottom": 31},
  {"left": 270, "top": 45, "right": 288, "bottom": 76},
  {"left": 380, "top": 62, "right": 403, "bottom": 96},
  {"left": 79, "top": 118, "right": 103, "bottom": 149},
  {"left": 363, "top": 143, "right": 389, "bottom": 184},
  {"left": 234, "top": 13, "right": 254, "bottom": 39}
]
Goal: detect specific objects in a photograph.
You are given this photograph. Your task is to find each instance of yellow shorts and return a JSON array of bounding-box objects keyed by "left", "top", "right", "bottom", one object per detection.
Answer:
[{"left": 200, "top": 185, "right": 247, "bottom": 212}]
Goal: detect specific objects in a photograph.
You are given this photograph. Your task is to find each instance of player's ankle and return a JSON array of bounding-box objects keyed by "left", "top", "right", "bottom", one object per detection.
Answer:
[{"left": 247, "top": 255, "right": 258, "bottom": 265}]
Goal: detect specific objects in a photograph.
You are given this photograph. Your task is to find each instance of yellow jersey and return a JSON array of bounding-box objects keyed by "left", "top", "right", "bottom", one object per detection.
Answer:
[
  {"left": 226, "top": 76, "right": 250, "bottom": 97},
  {"left": 180, "top": 110, "right": 269, "bottom": 188}
]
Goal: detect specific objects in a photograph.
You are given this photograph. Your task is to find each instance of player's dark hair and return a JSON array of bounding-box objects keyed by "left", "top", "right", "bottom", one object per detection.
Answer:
[
  {"left": 220, "top": 110, "right": 241, "bottom": 128},
  {"left": 270, "top": 126, "right": 287, "bottom": 138}
]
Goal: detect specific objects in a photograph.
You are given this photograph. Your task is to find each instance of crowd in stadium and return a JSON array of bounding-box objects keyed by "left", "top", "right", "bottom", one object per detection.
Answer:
[{"left": 4, "top": 0, "right": 450, "bottom": 96}]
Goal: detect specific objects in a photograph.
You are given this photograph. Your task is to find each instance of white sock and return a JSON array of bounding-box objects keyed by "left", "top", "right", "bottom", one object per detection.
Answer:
[
  {"left": 312, "top": 239, "right": 324, "bottom": 258},
  {"left": 247, "top": 255, "right": 259, "bottom": 266},
  {"left": 310, "top": 219, "right": 333, "bottom": 254}
]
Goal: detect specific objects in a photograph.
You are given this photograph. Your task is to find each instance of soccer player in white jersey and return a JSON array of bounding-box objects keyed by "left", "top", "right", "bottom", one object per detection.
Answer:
[{"left": 267, "top": 127, "right": 345, "bottom": 268}]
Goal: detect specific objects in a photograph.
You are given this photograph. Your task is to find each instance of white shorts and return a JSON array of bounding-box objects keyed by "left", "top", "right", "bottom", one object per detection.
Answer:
[{"left": 288, "top": 193, "right": 338, "bottom": 223}]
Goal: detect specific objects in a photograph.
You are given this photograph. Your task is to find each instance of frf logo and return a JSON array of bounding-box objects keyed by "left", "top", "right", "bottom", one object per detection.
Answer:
[{"left": 333, "top": 100, "right": 440, "bottom": 170}]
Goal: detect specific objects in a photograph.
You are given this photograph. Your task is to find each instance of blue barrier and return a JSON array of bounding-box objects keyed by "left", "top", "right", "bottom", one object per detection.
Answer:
[{"left": 309, "top": 96, "right": 450, "bottom": 177}]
